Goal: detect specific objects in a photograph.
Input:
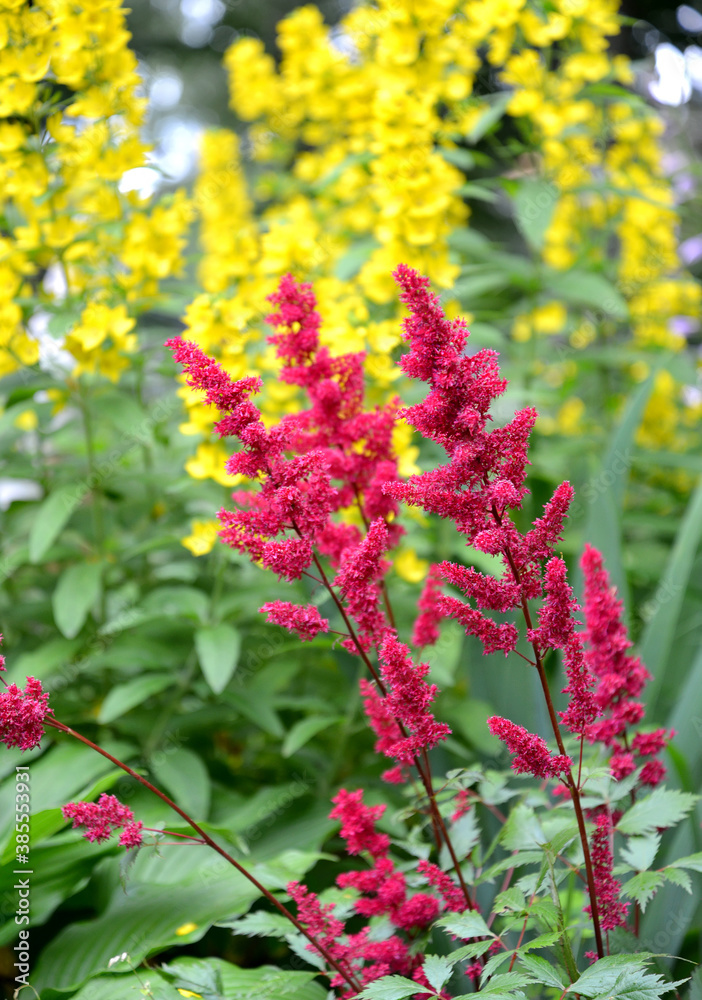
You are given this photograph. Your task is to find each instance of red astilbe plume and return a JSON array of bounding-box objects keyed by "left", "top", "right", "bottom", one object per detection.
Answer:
[
  {"left": 377, "top": 634, "right": 451, "bottom": 764},
  {"left": 581, "top": 544, "right": 672, "bottom": 786},
  {"left": 585, "top": 810, "right": 628, "bottom": 931},
  {"left": 359, "top": 679, "right": 407, "bottom": 784},
  {"left": 0, "top": 676, "right": 53, "bottom": 751},
  {"left": 411, "top": 564, "right": 443, "bottom": 648},
  {"left": 528, "top": 557, "right": 599, "bottom": 738},
  {"left": 334, "top": 518, "right": 391, "bottom": 652},
  {"left": 260, "top": 601, "right": 329, "bottom": 642},
  {"left": 62, "top": 793, "right": 143, "bottom": 848},
  {"left": 384, "top": 266, "right": 577, "bottom": 657},
  {"left": 488, "top": 716, "right": 572, "bottom": 778}
]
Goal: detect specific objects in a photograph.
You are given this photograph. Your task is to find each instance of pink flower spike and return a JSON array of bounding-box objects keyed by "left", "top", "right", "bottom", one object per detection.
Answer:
[
  {"left": 416, "top": 859, "right": 467, "bottom": 912},
  {"left": 329, "top": 788, "right": 390, "bottom": 859},
  {"left": 411, "top": 564, "right": 444, "bottom": 648},
  {"left": 487, "top": 716, "right": 572, "bottom": 778},
  {"left": 260, "top": 601, "right": 329, "bottom": 642},
  {"left": 62, "top": 793, "right": 139, "bottom": 847},
  {"left": 0, "top": 676, "right": 52, "bottom": 751},
  {"left": 585, "top": 812, "right": 628, "bottom": 930}
]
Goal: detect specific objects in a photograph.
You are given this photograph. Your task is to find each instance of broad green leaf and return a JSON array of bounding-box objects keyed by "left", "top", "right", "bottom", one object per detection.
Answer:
[
  {"left": 195, "top": 623, "right": 241, "bottom": 693},
  {"left": 150, "top": 747, "right": 211, "bottom": 820},
  {"left": 546, "top": 270, "right": 628, "bottom": 319},
  {"left": 436, "top": 910, "right": 492, "bottom": 939},
  {"left": 52, "top": 561, "right": 103, "bottom": 638},
  {"left": 513, "top": 179, "right": 556, "bottom": 251},
  {"left": 97, "top": 673, "right": 173, "bottom": 723},
  {"left": 225, "top": 689, "right": 283, "bottom": 736},
  {"left": 163, "top": 957, "right": 327, "bottom": 1000},
  {"left": 641, "top": 475, "right": 702, "bottom": 714},
  {"left": 7, "top": 636, "right": 82, "bottom": 684},
  {"left": 621, "top": 871, "right": 665, "bottom": 912},
  {"left": 282, "top": 715, "right": 342, "bottom": 757},
  {"left": 620, "top": 834, "right": 661, "bottom": 872},
  {"left": 423, "top": 955, "right": 453, "bottom": 993},
  {"left": 139, "top": 585, "right": 209, "bottom": 623},
  {"left": 69, "top": 975, "right": 182, "bottom": 1000},
  {"left": 31, "top": 868, "right": 260, "bottom": 992},
  {"left": 29, "top": 483, "right": 88, "bottom": 563},
  {"left": 617, "top": 789, "right": 698, "bottom": 837},
  {"left": 357, "top": 976, "right": 427, "bottom": 1000}
]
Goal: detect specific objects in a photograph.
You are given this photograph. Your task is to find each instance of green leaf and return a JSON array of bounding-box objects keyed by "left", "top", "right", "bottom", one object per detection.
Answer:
[
  {"left": 621, "top": 871, "right": 665, "bottom": 912},
  {"left": 545, "top": 270, "right": 628, "bottom": 319},
  {"left": 195, "top": 623, "right": 241, "bottom": 694},
  {"left": 140, "top": 585, "right": 210, "bottom": 623},
  {"left": 517, "top": 953, "right": 566, "bottom": 989},
  {"left": 436, "top": 911, "right": 492, "bottom": 939},
  {"left": 641, "top": 475, "right": 702, "bottom": 714},
  {"left": 617, "top": 789, "right": 698, "bottom": 837},
  {"left": 620, "top": 834, "right": 661, "bottom": 872},
  {"left": 97, "top": 674, "right": 173, "bottom": 723},
  {"left": 150, "top": 747, "right": 211, "bottom": 820},
  {"left": 163, "top": 957, "right": 327, "bottom": 1000},
  {"left": 513, "top": 179, "right": 556, "bottom": 251},
  {"left": 282, "top": 715, "right": 342, "bottom": 757},
  {"left": 357, "top": 976, "right": 428, "bottom": 1000},
  {"left": 501, "top": 804, "right": 546, "bottom": 850},
  {"left": 667, "top": 851, "right": 702, "bottom": 873},
  {"left": 423, "top": 955, "right": 453, "bottom": 993},
  {"left": 29, "top": 483, "right": 88, "bottom": 563},
  {"left": 224, "top": 911, "right": 292, "bottom": 939},
  {"left": 465, "top": 92, "right": 511, "bottom": 143},
  {"left": 52, "top": 561, "right": 103, "bottom": 638},
  {"left": 661, "top": 867, "right": 692, "bottom": 893},
  {"left": 567, "top": 956, "right": 686, "bottom": 999}
]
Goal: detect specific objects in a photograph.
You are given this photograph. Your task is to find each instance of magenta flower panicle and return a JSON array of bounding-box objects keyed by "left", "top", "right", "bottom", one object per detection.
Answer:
[
  {"left": 62, "top": 793, "right": 143, "bottom": 849},
  {"left": 488, "top": 716, "right": 572, "bottom": 778},
  {"left": 260, "top": 601, "right": 329, "bottom": 642},
  {"left": 0, "top": 676, "right": 52, "bottom": 751},
  {"left": 585, "top": 811, "right": 628, "bottom": 931}
]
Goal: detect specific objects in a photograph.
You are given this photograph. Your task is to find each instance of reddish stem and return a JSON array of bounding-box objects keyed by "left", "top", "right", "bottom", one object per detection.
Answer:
[{"left": 46, "top": 718, "right": 361, "bottom": 992}]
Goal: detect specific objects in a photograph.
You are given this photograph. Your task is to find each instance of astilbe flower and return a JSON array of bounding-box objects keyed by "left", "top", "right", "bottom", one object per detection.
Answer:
[
  {"left": 384, "top": 266, "right": 577, "bottom": 657},
  {"left": 528, "top": 557, "right": 599, "bottom": 738},
  {"left": 376, "top": 634, "right": 451, "bottom": 764},
  {"left": 358, "top": 679, "right": 407, "bottom": 785},
  {"left": 0, "top": 676, "right": 52, "bottom": 751},
  {"left": 62, "top": 793, "right": 143, "bottom": 848},
  {"left": 411, "top": 564, "right": 443, "bottom": 648},
  {"left": 169, "top": 273, "right": 401, "bottom": 656},
  {"left": 488, "top": 717, "right": 572, "bottom": 779},
  {"left": 585, "top": 811, "right": 628, "bottom": 931},
  {"left": 291, "top": 790, "right": 459, "bottom": 997},
  {"left": 581, "top": 544, "right": 672, "bottom": 786},
  {"left": 260, "top": 601, "right": 329, "bottom": 641}
]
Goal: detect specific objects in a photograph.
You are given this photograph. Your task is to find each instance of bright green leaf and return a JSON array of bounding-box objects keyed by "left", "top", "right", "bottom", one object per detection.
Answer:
[
  {"left": 29, "top": 484, "right": 88, "bottom": 563},
  {"left": 282, "top": 715, "right": 342, "bottom": 758},
  {"left": 97, "top": 674, "right": 173, "bottom": 724},
  {"left": 423, "top": 955, "right": 453, "bottom": 993},
  {"left": 150, "top": 747, "right": 211, "bottom": 820},
  {"left": 195, "top": 623, "right": 241, "bottom": 694},
  {"left": 617, "top": 789, "right": 698, "bottom": 837},
  {"left": 52, "top": 561, "right": 102, "bottom": 638}
]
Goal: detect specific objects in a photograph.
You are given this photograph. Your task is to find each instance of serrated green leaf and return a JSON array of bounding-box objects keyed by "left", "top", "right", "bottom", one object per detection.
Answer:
[
  {"left": 622, "top": 871, "right": 665, "bottom": 912},
  {"left": 195, "top": 623, "right": 241, "bottom": 694},
  {"left": 97, "top": 673, "right": 173, "bottom": 724},
  {"left": 667, "top": 851, "right": 702, "bottom": 873},
  {"left": 437, "top": 911, "right": 492, "bottom": 939},
  {"left": 567, "top": 956, "right": 686, "bottom": 999},
  {"left": 282, "top": 715, "right": 342, "bottom": 757},
  {"left": 501, "top": 804, "right": 545, "bottom": 850},
  {"left": 224, "top": 911, "right": 292, "bottom": 939},
  {"left": 29, "top": 483, "right": 88, "bottom": 562},
  {"left": 53, "top": 561, "right": 103, "bottom": 638},
  {"left": 620, "top": 834, "right": 661, "bottom": 872},
  {"left": 423, "top": 955, "right": 453, "bottom": 993},
  {"left": 617, "top": 789, "right": 698, "bottom": 837},
  {"left": 661, "top": 867, "right": 692, "bottom": 893},
  {"left": 517, "top": 954, "right": 566, "bottom": 990},
  {"left": 357, "top": 975, "right": 428, "bottom": 999}
]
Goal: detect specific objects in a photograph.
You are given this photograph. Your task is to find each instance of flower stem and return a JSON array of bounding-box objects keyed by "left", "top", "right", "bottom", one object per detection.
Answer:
[{"left": 45, "top": 718, "right": 361, "bottom": 992}]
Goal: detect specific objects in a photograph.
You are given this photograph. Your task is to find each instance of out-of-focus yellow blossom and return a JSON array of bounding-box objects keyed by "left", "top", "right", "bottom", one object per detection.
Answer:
[
  {"left": 185, "top": 443, "right": 241, "bottom": 487},
  {"left": 14, "top": 409, "right": 37, "bottom": 432},
  {"left": 0, "top": 0, "right": 191, "bottom": 386},
  {"left": 636, "top": 371, "right": 680, "bottom": 450},
  {"left": 182, "top": 520, "right": 220, "bottom": 557},
  {"left": 394, "top": 548, "right": 429, "bottom": 583},
  {"left": 557, "top": 397, "right": 586, "bottom": 436}
]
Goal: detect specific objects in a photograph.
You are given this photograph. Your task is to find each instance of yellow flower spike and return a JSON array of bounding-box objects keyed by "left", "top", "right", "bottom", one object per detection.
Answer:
[
  {"left": 177, "top": 991, "right": 202, "bottom": 998},
  {"left": 395, "top": 548, "right": 429, "bottom": 584},
  {"left": 557, "top": 397, "right": 586, "bottom": 436},
  {"left": 185, "top": 442, "right": 240, "bottom": 486}
]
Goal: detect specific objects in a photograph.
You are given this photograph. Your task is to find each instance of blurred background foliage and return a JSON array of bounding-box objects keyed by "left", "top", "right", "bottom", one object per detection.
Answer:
[{"left": 1, "top": 0, "right": 702, "bottom": 994}]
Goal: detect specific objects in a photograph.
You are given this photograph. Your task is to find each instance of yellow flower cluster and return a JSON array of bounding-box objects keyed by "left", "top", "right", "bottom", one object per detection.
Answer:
[{"left": 0, "top": 0, "right": 193, "bottom": 382}]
